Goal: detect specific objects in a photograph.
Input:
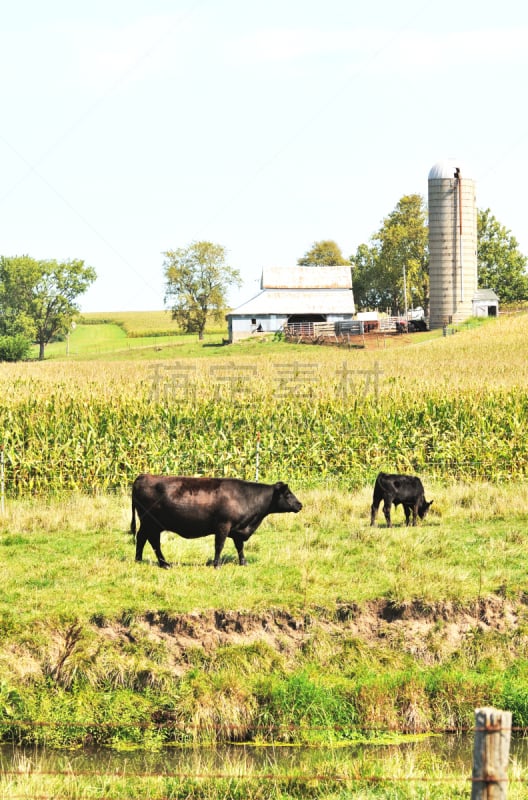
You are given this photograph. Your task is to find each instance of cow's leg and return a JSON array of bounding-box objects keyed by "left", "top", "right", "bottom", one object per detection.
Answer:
[
  {"left": 370, "top": 490, "right": 382, "bottom": 526},
  {"left": 232, "top": 535, "right": 247, "bottom": 566},
  {"left": 404, "top": 505, "right": 412, "bottom": 525},
  {"left": 382, "top": 499, "right": 393, "bottom": 527},
  {"left": 213, "top": 525, "right": 230, "bottom": 568},
  {"left": 135, "top": 524, "right": 149, "bottom": 562},
  {"left": 146, "top": 528, "right": 171, "bottom": 569},
  {"left": 411, "top": 504, "right": 418, "bottom": 526}
]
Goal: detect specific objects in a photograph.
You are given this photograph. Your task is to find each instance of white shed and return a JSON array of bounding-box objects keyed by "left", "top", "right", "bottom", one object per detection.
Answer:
[
  {"left": 472, "top": 289, "right": 499, "bottom": 318},
  {"left": 226, "top": 266, "right": 355, "bottom": 342}
]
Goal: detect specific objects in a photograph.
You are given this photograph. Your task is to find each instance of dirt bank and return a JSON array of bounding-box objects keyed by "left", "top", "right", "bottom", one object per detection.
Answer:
[{"left": 92, "top": 595, "right": 523, "bottom": 671}]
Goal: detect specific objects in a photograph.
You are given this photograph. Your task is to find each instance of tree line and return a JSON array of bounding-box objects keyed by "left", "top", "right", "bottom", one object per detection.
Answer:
[
  {"left": 298, "top": 195, "right": 528, "bottom": 313},
  {"left": 1, "top": 195, "right": 527, "bottom": 360}
]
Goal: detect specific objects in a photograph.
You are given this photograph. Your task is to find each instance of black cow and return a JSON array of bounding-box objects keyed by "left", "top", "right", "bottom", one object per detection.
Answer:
[
  {"left": 370, "top": 472, "right": 432, "bottom": 527},
  {"left": 130, "top": 474, "right": 303, "bottom": 568}
]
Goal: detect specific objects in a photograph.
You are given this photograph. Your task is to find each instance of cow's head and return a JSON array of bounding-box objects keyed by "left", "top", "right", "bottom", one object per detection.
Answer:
[
  {"left": 418, "top": 498, "right": 433, "bottom": 519},
  {"left": 273, "top": 482, "right": 303, "bottom": 513}
]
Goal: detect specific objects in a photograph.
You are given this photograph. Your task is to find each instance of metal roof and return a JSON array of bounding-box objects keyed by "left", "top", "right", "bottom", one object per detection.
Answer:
[
  {"left": 261, "top": 265, "right": 352, "bottom": 290},
  {"left": 428, "top": 159, "right": 472, "bottom": 180},
  {"left": 473, "top": 288, "right": 499, "bottom": 301},
  {"left": 228, "top": 288, "right": 355, "bottom": 316}
]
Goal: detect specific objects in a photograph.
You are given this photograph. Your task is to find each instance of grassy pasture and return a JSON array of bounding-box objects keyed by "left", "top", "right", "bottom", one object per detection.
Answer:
[
  {"left": 40, "top": 324, "right": 313, "bottom": 361},
  {"left": 36, "top": 322, "right": 227, "bottom": 360},
  {"left": 1, "top": 482, "right": 528, "bottom": 622}
]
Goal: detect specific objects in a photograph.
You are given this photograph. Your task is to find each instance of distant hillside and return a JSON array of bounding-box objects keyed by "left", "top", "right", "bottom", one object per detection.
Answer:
[{"left": 80, "top": 310, "right": 227, "bottom": 338}]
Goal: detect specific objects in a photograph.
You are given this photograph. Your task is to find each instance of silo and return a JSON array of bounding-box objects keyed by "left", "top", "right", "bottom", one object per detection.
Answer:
[{"left": 428, "top": 159, "right": 477, "bottom": 329}]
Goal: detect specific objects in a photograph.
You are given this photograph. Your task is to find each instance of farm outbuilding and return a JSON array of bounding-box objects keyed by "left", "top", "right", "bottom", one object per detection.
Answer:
[
  {"left": 226, "top": 265, "right": 355, "bottom": 342},
  {"left": 472, "top": 288, "right": 499, "bottom": 317}
]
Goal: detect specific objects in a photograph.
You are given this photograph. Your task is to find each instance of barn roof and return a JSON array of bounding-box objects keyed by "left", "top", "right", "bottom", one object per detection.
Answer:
[
  {"left": 228, "top": 288, "right": 355, "bottom": 316},
  {"left": 261, "top": 265, "right": 352, "bottom": 290}
]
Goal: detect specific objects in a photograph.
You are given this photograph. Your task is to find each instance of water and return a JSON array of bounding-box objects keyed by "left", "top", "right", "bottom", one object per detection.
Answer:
[
  {"left": 2, "top": 735, "right": 528, "bottom": 784},
  {"left": 0, "top": 735, "right": 476, "bottom": 776}
]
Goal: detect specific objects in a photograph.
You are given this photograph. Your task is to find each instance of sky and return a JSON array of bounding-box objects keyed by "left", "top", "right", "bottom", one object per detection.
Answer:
[{"left": 1, "top": 0, "right": 528, "bottom": 313}]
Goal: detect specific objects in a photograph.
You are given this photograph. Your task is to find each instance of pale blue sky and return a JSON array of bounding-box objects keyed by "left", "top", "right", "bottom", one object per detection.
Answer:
[{"left": 1, "top": 0, "right": 527, "bottom": 312}]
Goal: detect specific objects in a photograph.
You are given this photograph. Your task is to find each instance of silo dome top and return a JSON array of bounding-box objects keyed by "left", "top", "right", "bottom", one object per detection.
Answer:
[{"left": 428, "top": 159, "right": 470, "bottom": 180}]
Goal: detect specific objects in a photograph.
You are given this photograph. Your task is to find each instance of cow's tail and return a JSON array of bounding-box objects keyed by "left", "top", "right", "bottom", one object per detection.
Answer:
[{"left": 130, "top": 494, "right": 137, "bottom": 539}]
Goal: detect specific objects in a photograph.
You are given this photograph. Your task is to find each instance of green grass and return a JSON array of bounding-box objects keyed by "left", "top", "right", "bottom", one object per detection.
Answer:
[
  {"left": 36, "top": 321, "right": 307, "bottom": 360},
  {"left": 2, "top": 485, "right": 528, "bottom": 794},
  {"left": 81, "top": 309, "right": 182, "bottom": 334},
  {"left": 1, "top": 483, "right": 528, "bottom": 624},
  {"left": 33, "top": 323, "right": 223, "bottom": 360}
]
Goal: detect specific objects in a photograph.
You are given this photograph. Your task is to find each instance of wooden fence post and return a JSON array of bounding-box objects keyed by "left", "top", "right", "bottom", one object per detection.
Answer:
[
  {"left": 0, "top": 445, "right": 4, "bottom": 515},
  {"left": 471, "top": 707, "right": 512, "bottom": 799}
]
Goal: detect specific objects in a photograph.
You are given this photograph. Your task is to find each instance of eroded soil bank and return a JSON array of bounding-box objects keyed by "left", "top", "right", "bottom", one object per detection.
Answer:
[
  {"left": 90, "top": 595, "right": 523, "bottom": 668},
  {"left": 3, "top": 595, "right": 527, "bottom": 749},
  {"left": 6, "top": 595, "right": 524, "bottom": 683}
]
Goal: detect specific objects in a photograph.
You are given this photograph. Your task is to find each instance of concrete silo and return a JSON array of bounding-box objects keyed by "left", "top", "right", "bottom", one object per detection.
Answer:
[{"left": 428, "top": 160, "right": 478, "bottom": 329}]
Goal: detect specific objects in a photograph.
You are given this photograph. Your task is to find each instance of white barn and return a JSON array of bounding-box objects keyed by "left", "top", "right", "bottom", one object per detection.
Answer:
[{"left": 226, "top": 265, "right": 355, "bottom": 342}]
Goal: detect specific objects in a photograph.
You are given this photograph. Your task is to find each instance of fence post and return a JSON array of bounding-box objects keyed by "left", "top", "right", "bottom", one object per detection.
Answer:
[
  {"left": 0, "top": 445, "right": 4, "bottom": 515},
  {"left": 471, "top": 707, "right": 512, "bottom": 799},
  {"left": 255, "top": 432, "right": 260, "bottom": 482}
]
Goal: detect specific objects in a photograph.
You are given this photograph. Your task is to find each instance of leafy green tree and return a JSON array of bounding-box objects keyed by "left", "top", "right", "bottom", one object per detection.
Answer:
[
  {"left": 0, "top": 334, "right": 31, "bottom": 362},
  {"left": 351, "top": 195, "right": 429, "bottom": 313},
  {"left": 298, "top": 240, "right": 350, "bottom": 266},
  {"left": 163, "top": 242, "right": 241, "bottom": 339},
  {"left": 0, "top": 256, "right": 40, "bottom": 342},
  {"left": 0, "top": 256, "right": 96, "bottom": 360},
  {"left": 477, "top": 209, "right": 528, "bottom": 303},
  {"left": 349, "top": 243, "right": 385, "bottom": 310}
]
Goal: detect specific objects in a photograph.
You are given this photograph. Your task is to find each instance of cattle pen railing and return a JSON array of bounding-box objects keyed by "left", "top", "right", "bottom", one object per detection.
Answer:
[{"left": 283, "top": 317, "right": 416, "bottom": 344}]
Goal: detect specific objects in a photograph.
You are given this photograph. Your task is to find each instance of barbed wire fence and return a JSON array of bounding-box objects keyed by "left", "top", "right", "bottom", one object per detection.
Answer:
[{"left": 0, "top": 708, "right": 521, "bottom": 798}]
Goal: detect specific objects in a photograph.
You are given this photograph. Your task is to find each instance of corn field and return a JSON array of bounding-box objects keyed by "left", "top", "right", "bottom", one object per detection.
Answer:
[{"left": 0, "top": 343, "right": 527, "bottom": 496}]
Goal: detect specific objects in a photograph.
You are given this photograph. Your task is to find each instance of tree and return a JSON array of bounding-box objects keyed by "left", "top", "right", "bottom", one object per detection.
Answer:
[
  {"left": 163, "top": 242, "right": 241, "bottom": 339},
  {"left": 349, "top": 243, "right": 386, "bottom": 310},
  {"left": 298, "top": 240, "right": 350, "bottom": 266},
  {"left": 351, "top": 195, "right": 429, "bottom": 313},
  {"left": 0, "top": 256, "right": 96, "bottom": 360},
  {"left": 0, "top": 334, "right": 32, "bottom": 362},
  {"left": 477, "top": 209, "right": 528, "bottom": 304}
]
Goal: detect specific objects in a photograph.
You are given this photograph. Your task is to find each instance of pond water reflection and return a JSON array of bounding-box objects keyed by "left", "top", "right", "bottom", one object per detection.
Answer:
[
  {"left": 0, "top": 735, "right": 481, "bottom": 777},
  {"left": 3, "top": 735, "right": 528, "bottom": 798},
  {"left": 3, "top": 735, "right": 528, "bottom": 781}
]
